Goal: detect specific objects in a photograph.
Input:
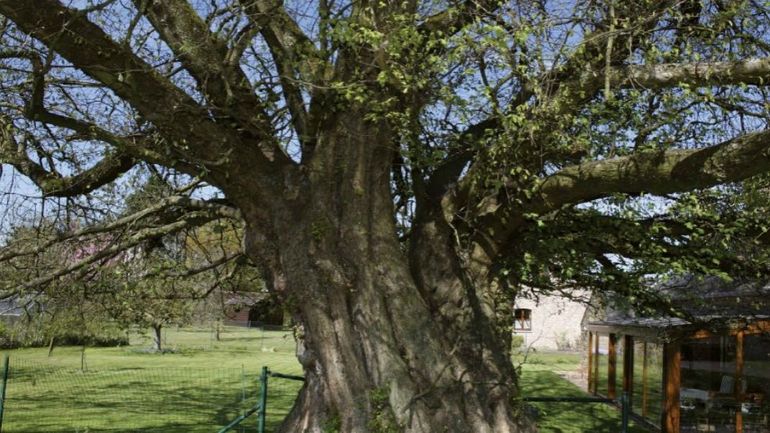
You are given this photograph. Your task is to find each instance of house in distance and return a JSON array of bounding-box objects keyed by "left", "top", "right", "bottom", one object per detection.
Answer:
[{"left": 512, "top": 292, "right": 588, "bottom": 351}]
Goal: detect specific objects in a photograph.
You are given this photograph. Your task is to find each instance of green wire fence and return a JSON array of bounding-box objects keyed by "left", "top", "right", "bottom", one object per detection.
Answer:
[
  {"left": 217, "top": 368, "right": 305, "bottom": 433},
  {"left": 0, "top": 354, "right": 646, "bottom": 433},
  {"left": 0, "top": 356, "right": 305, "bottom": 433}
]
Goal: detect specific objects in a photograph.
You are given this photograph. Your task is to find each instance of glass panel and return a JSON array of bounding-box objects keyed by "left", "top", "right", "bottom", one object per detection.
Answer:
[
  {"left": 618, "top": 337, "right": 624, "bottom": 397},
  {"left": 647, "top": 343, "right": 664, "bottom": 425},
  {"left": 597, "top": 335, "right": 609, "bottom": 396},
  {"left": 591, "top": 333, "right": 599, "bottom": 394},
  {"left": 743, "top": 334, "right": 770, "bottom": 433},
  {"left": 680, "top": 336, "right": 737, "bottom": 433},
  {"left": 632, "top": 341, "right": 664, "bottom": 426},
  {"left": 632, "top": 341, "right": 646, "bottom": 414}
]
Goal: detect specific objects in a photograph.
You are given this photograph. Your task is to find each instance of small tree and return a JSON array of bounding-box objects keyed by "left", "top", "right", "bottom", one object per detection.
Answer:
[
  {"left": 101, "top": 256, "right": 193, "bottom": 352},
  {"left": 99, "top": 176, "right": 241, "bottom": 351},
  {"left": 0, "top": 223, "right": 126, "bottom": 351}
]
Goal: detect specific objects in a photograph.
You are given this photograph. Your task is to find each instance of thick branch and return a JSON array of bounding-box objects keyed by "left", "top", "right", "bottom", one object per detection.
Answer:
[
  {"left": 420, "top": 1, "right": 504, "bottom": 34},
  {"left": 0, "top": 49, "right": 194, "bottom": 170},
  {"left": 436, "top": 58, "right": 770, "bottom": 219},
  {"left": 0, "top": 116, "right": 135, "bottom": 197},
  {"left": 134, "top": 0, "right": 276, "bottom": 142},
  {"left": 238, "top": 0, "right": 322, "bottom": 147},
  {"left": 582, "top": 57, "right": 770, "bottom": 92},
  {"left": 534, "top": 128, "right": 770, "bottom": 211},
  {"left": 457, "top": 128, "right": 770, "bottom": 271},
  {"left": 422, "top": 120, "right": 495, "bottom": 200},
  {"left": 0, "top": 0, "right": 278, "bottom": 170}
]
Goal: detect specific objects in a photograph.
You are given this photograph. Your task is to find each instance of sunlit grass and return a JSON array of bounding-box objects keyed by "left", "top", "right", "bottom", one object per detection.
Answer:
[
  {"left": 1, "top": 326, "right": 301, "bottom": 433},
  {"left": 516, "top": 351, "right": 652, "bottom": 433},
  {"left": 4, "top": 330, "right": 654, "bottom": 432}
]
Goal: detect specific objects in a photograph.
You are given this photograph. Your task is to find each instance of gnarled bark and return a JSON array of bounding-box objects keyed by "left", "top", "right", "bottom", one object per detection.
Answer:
[{"left": 238, "top": 118, "right": 533, "bottom": 433}]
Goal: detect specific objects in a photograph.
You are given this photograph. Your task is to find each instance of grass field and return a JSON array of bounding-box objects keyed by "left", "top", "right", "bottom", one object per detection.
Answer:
[
  {"left": 515, "top": 351, "right": 652, "bottom": 433},
  {"left": 1, "top": 326, "right": 302, "bottom": 433},
  {"left": 1, "top": 328, "right": 650, "bottom": 432}
]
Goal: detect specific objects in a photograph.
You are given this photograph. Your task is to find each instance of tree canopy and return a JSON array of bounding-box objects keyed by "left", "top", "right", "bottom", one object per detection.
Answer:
[{"left": 2, "top": 1, "right": 770, "bottom": 432}]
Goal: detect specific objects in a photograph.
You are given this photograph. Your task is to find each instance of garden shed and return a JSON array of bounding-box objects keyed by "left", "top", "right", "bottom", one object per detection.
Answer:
[{"left": 584, "top": 277, "right": 770, "bottom": 433}]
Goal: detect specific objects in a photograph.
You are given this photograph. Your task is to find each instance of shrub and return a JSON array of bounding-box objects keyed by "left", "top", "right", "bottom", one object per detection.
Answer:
[
  {"left": 554, "top": 332, "right": 581, "bottom": 352},
  {"left": 511, "top": 335, "right": 525, "bottom": 352},
  {"left": 0, "top": 318, "right": 128, "bottom": 349}
]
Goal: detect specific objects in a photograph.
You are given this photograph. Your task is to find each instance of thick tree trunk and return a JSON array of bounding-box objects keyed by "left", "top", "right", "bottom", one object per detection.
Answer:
[
  {"left": 246, "top": 232, "right": 533, "bottom": 433},
  {"left": 236, "top": 117, "right": 535, "bottom": 433}
]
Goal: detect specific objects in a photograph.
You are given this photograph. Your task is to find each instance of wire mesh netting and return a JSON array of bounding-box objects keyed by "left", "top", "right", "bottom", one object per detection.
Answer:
[
  {"left": 519, "top": 369, "right": 654, "bottom": 433},
  {"left": 263, "top": 374, "right": 304, "bottom": 432},
  {"left": 0, "top": 325, "right": 305, "bottom": 432},
  {"left": 3, "top": 359, "right": 268, "bottom": 433}
]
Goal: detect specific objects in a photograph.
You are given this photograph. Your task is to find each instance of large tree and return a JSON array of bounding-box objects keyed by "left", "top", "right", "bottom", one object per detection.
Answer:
[{"left": 2, "top": 1, "right": 770, "bottom": 431}]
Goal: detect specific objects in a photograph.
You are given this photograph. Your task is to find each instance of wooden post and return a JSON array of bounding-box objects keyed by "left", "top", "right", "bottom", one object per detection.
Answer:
[
  {"left": 736, "top": 331, "right": 744, "bottom": 433},
  {"left": 593, "top": 334, "right": 600, "bottom": 395},
  {"left": 642, "top": 342, "right": 649, "bottom": 418},
  {"left": 587, "top": 332, "right": 594, "bottom": 393},
  {"left": 623, "top": 335, "right": 634, "bottom": 409},
  {"left": 608, "top": 333, "right": 618, "bottom": 399},
  {"left": 663, "top": 342, "right": 681, "bottom": 433},
  {"left": 0, "top": 354, "right": 9, "bottom": 432}
]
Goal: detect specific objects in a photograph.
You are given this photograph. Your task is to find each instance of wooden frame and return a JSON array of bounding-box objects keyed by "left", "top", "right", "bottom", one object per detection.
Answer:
[
  {"left": 641, "top": 342, "right": 649, "bottom": 418},
  {"left": 587, "top": 319, "right": 770, "bottom": 342},
  {"left": 663, "top": 342, "right": 681, "bottom": 433},
  {"left": 623, "top": 335, "right": 634, "bottom": 406},
  {"left": 513, "top": 308, "right": 532, "bottom": 332},
  {"left": 585, "top": 319, "right": 770, "bottom": 433}
]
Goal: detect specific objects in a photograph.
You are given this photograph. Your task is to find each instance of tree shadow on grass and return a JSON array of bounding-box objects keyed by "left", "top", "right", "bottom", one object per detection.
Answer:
[
  {"left": 520, "top": 370, "right": 651, "bottom": 433},
  {"left": 3, "top": 368, "right": 265, "bottom": 433}
]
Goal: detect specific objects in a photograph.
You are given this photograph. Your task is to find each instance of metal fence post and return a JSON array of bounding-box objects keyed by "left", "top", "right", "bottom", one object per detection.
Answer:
[
  {"left": 0, "top": 354, "right": 9, "bottom": 432},
  {"left": 620, "top": 391, "right": 629, "bottom": 433},
  {"left": 257, "top": 366, "right": 269, "bottom": 433}
]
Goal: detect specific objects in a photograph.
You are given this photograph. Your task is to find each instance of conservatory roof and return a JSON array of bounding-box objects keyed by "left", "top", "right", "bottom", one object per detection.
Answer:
[
  {"left": 586, "top": 275, "right": 770, "bottom": 340},
  {"left": 586, "top": 313, "right": 770, "bottom": 341}
]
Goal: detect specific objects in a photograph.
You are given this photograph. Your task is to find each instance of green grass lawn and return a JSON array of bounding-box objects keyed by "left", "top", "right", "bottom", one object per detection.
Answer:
[
  {"left": 2, "top": 328, "right": 653, "bottom": 432},
  {"left": 515, "top": 351, "right": 652, "bottom": 433},
  {"left": 1, "top": 326, "right": 302, "bottom": 433}
]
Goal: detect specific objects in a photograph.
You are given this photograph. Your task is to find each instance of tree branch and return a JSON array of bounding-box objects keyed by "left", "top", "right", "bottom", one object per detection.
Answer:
[
  {"left": 430, "top": 3, "right": 675, "bottom": 198},
  {"left": 456, "top": 128, "right": 770, "bottom": 270},
  {"left": 0, "top": 0, "right": 283, "bottom": 171},
  {"left": 419, "top": 1, "right": 504, "bottom": 35},
  {"left": 533, "top": 128, "right": 770, "bottom": 212},
  {"left": 237, "top": 0, "right": 322, "bottom": 148},
  {"left": 3, "top": 210, "right": 228, "bottom": 294},
  {"left": 135, "top": 252, "right": 243, "bottom": 282},
  {"left": 574, "top": 57, "right": 770, "bottom": 93},
  {"left": 0, "top": 194, "right": 240, "bottom": 264},
  {"left": 423, "top": 119, "right": 492, "bottom": 201},
  {"left": 0, "top": 49, "right": 201, "bottom": 173},
  {"left": 134, "top": 0, "right": 277, "bottom": 142},
  {"left": 0, "top": 115, "right": 135, "bottom": 197}
]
